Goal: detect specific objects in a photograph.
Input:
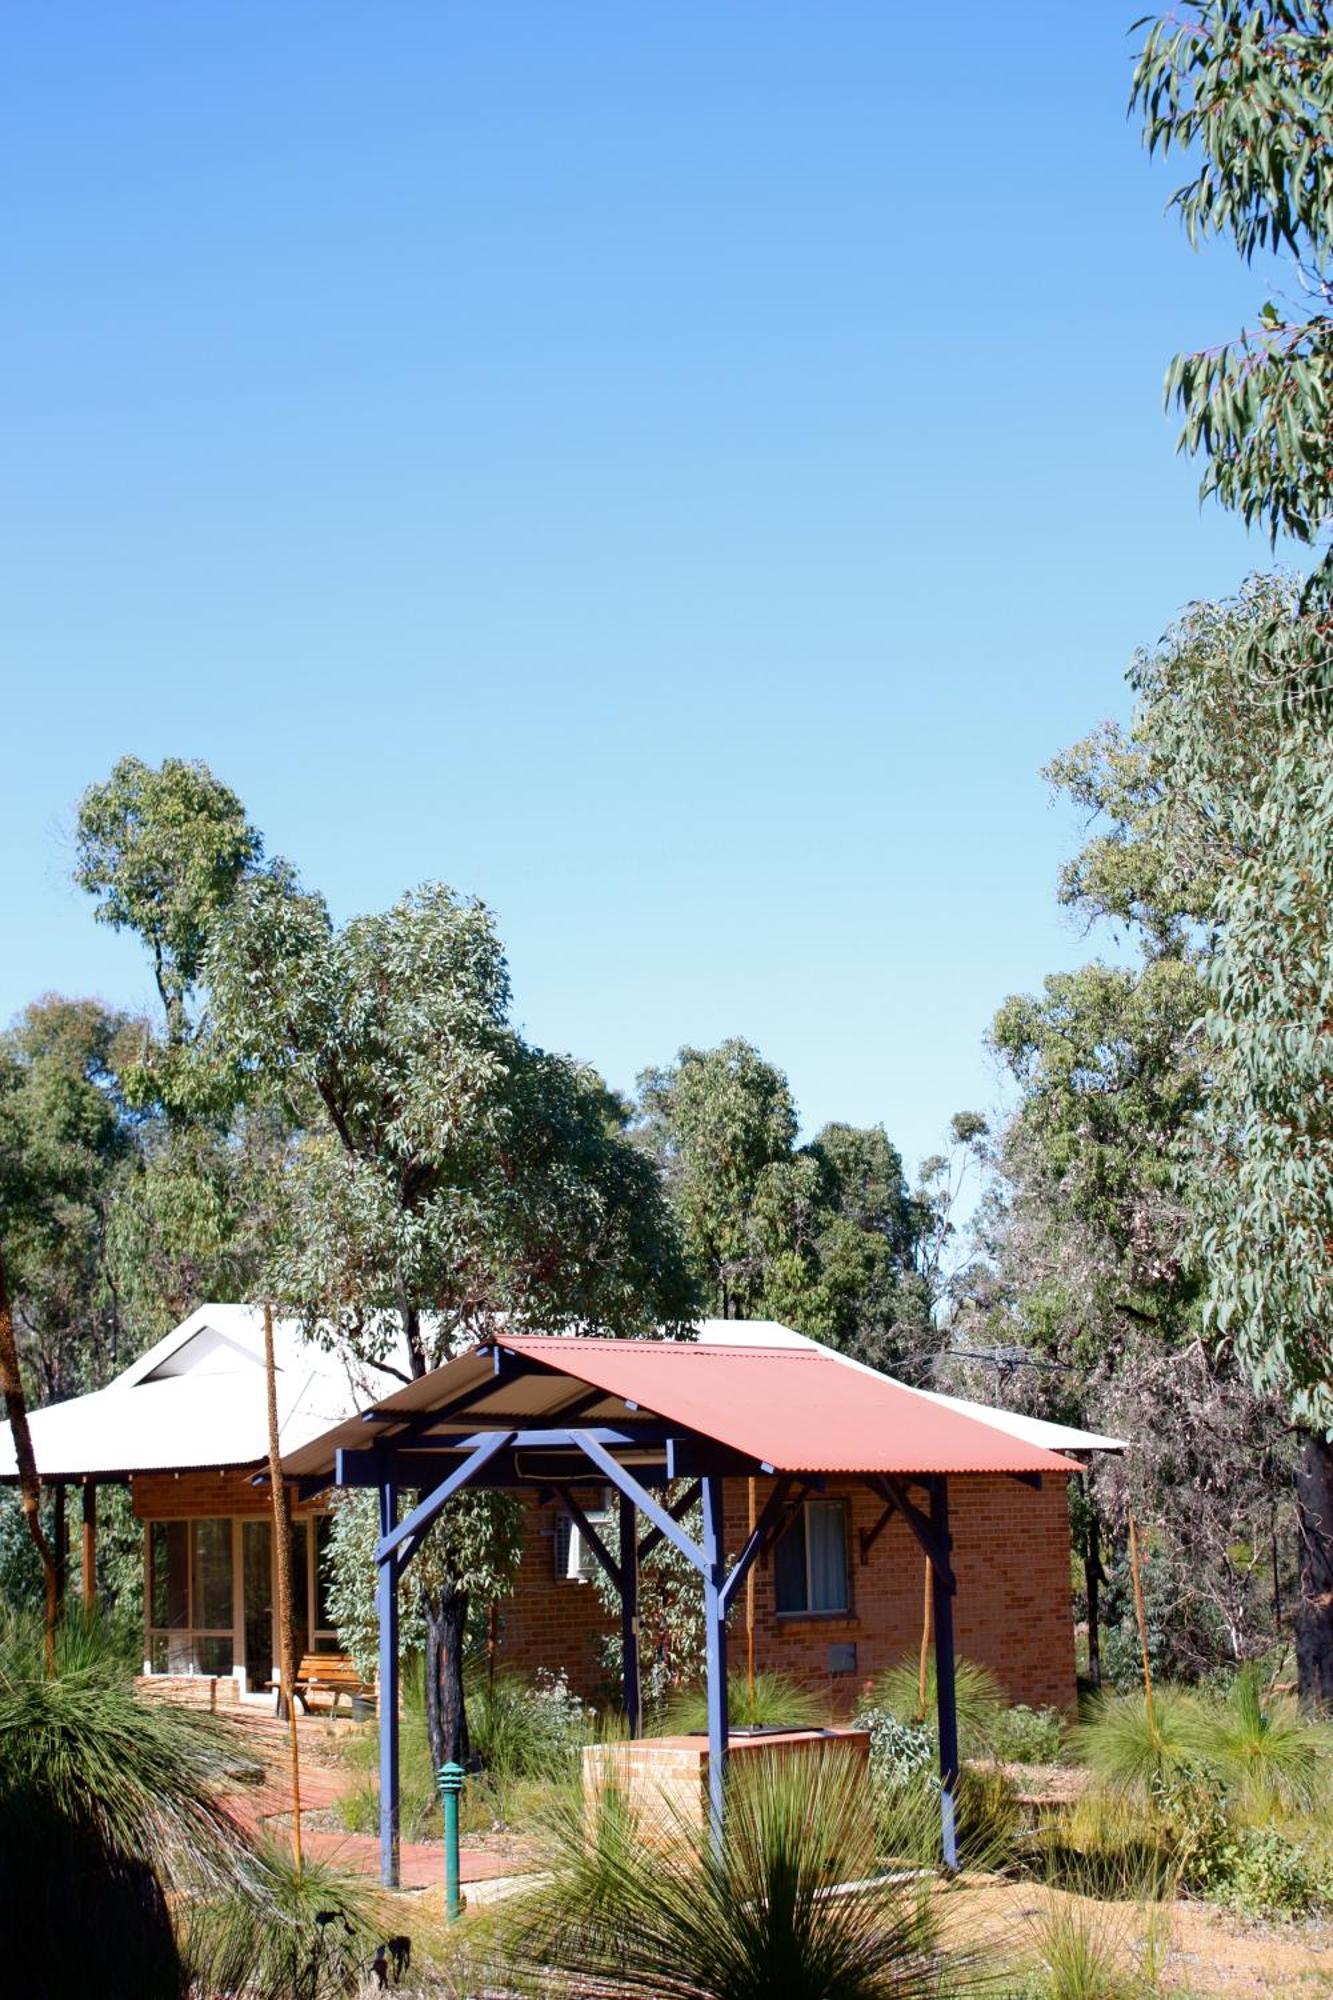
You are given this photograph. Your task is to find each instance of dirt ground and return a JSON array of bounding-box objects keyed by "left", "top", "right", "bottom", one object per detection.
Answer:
[{"left": 942, "top": 1877, "right": 1333, "bottom": 1997}]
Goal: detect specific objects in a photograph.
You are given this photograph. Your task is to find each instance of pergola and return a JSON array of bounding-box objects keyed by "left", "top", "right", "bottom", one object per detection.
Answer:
[{"left": 282, "top": 1334, "right": 1080, "bottom": 1885}]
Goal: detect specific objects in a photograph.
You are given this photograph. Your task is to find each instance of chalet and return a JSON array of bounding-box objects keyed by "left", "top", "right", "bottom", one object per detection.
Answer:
[{"left": 0, "top": 1304, "right": 1120, "bottom": 1717}]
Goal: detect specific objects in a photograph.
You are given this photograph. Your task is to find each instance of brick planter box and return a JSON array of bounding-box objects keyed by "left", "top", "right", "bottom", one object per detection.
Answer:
[{"left": 583, "top": 1727, "right": 871, "bottom": 1843}]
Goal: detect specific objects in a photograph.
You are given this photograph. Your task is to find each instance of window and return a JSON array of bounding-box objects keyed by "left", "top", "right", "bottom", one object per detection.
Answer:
[
  {"left": 774, "top": 1499, "right": 850, "bottom": 1616},
  {"left": 147, "top": 1518, "right": 235, "bottom": 1674}
]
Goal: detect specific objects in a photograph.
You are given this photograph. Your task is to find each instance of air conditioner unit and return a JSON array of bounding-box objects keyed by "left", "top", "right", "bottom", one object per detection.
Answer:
[{"left": 553, "top": 1491, "right": 613, "bottom": 1583}]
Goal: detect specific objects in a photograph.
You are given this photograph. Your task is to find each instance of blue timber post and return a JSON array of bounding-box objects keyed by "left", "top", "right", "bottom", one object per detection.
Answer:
[
  {"left": 701, "top": 1472, "right": 729, "bottom": 1854},
  {"left": 929, "top": 1475, "right": 960, "bottom": 1871},
  {"left": 378, "top": 1469, "right": 400, "bottom": 1888},
  {"left": 618, "top": 1490, "right": 641, "bottom": 1737}
]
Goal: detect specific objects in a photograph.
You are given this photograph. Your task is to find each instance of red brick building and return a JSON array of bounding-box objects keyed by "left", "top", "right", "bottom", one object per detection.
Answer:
[{"left": 2, "top": 1305, "right": 1118, "bottom": 1714}]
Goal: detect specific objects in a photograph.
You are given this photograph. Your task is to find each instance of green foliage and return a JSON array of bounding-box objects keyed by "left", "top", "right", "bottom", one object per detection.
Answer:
[
  {"left": 73, "top": 753, "right": 264, "bottom": 1052},
  {"left": 1212, "top": 1822, "right": 1331, "bottom": 1918},
  {"left": 1034, "top": 1792, "right": 1176, "bottom": 1906},
  {"left": 0, "top": 1605, "right": 248, "bottom": 1891},
  {"left": 1132, "top": 5, "right": 1333, "bottom": 565},
  {"left": 1151, "top": 1763, "right": 1330, "bottom": 1916},
  {"left": 1075, "top": 1689, "right": 1204, "bottom": 1797},
  {"left": 324, "top": 1487, "right": 524, "bottom": 1685},
  {"left": 338, "top": 1664, "right": 597, "bottom": 1839},
  {"left": 593, "top": 1480, "right": 706, "bottom": 1706},
  {"left": 856, "top": 1708, "right": 934, "bottom": 1791},
  {"left": 468, "top": 1666, "right": 596, "bottom": 1786},
  {"left": 208, "top": 876, "right": 696, "bottom": 1365},
  {"left": 658, "top": 1671, "right": 826, "bottom": 1735},
  {"left": 0, "top": 997, "right": 140, "bottom": 1401},
  {"left": 635, "top": 1040, "right": 933, "bottom": 1370},
  {"left": 1196, "top": 725, "right": 1333, "bottom": 1427},
  {"left": 636, "top": 1038, "right": 799, "bottom": 1321},
  {"left": 1019, "top": 1888, "right": 1151, "bottom": 2000},
  {"left": 869, "top": 1651, "right": 1007, "bottom": 1758},
  {"left": 1191, "top": 1662, "right": 1329, "bottom": 1814},
  {"left": 497, "top": 1750, "right": 973, "bottom": 2000},
  {"left": 0, "top": 1606, "right": 254, "bottom": 1997},
  {"left": 988, "top": 1704, "right": 1068, "bottom": 1767},
  {"left": 181, "top": 1836, "right": 384, "bottom": 2000}
]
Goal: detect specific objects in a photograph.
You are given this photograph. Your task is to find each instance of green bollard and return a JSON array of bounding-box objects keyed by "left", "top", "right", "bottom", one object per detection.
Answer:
[{"left": 438, "top": 1761, "right": 465, "bottom": 1922}]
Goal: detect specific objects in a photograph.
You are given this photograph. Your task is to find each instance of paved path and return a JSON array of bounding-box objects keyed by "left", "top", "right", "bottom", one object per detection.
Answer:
[
  {"left": 300, "top": 1827, "right": 519, "bottom": 1888},
  {"left": 215, "top": 1710, "right": 526, "bottom": 1889}
]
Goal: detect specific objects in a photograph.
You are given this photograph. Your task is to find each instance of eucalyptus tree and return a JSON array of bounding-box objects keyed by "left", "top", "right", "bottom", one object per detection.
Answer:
[
  {"left": 635, "top": 1041, "right": 932, "bottom": 1370},
  {"left": 0, "top": 998, "right": 139, "bottom": 1400},
  {"left": 74, "top": 755, "right": 264, "bottom": 1060},
  {"left": 636, "top": 1040, "right": 799, "bottom": 1319},
  {"left": 1130, "top": 4, "right": 1333, "bottom": 1694},
  {"left": 206, "top": 873, "right": 696, "bottom": 1763},
  {"left": 1133, "top": 2, "right": 1333, "bottom": 595}
]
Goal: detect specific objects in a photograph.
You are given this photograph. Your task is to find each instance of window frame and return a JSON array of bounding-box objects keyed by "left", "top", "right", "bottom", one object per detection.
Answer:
[
  {"left": 144, "top": 1511, "right": 338, "bottom": 1682},
  {"left": 773, "top": 1496, "right": 852, "bottom": 1619}
]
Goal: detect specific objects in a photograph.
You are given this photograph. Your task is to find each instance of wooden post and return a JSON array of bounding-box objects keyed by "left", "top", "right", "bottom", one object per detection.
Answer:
[
  {"left": 81, "top": 1483, "right": 97, "bottom": 1607},
  {"left": 916, "top": 1554, "right": 933, "bottom": 1721},
  {"left": 701, "top": 1474, "right": 729, "bottom": 1855},
  {"left": 929, "top": 1477, "right": 959, "bottom": 1872},
  {"left": 52, "top": 1481, "right": 67, "bottom": 1610},
  {"left": 263, "top": 1303, "right": 302, "bottom": 1875},
  {"left": 1128, "top": 1512, "right": 1156, "bottom": 1737}
]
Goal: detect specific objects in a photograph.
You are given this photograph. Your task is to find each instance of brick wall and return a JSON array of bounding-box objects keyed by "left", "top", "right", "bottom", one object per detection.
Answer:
[
  {"left": 130, "top": 1468, "right": 328, "bottom": 1521},
  {"left": 131, "top": 1467, "right": 1078, "bottom": 1716},
  {"left": 494, "top": 1474, "right": 1078, "bottom": 1715}
]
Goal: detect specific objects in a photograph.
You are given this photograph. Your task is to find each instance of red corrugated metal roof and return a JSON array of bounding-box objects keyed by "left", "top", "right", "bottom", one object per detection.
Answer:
[{"left": 492, "top": 1335, "right": 1080, "bottom": 1478}]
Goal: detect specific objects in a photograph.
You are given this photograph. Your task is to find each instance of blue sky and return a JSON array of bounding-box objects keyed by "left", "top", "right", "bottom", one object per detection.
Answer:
[{"left": 2, "top": 2, "right": 1284, "bottom": 1175}]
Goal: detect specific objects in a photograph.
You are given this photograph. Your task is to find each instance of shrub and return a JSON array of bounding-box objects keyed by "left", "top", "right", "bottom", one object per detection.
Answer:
[
  {"left": 1020, "top": 1889, "right": 1151, "bottom": 2000},
  {"left": 338, "top": 1664, "right": 600, "bottom": 1839},
  {"left": 1074, "top": 1687, "right": 1203, "bottom": 1796},
  {"left": 989, "top": 1703, "right": 1067, "bottom": 1766},
  {"left": 494, "top": 1749, "right": 986, "bottom": 2000},
  {"left": 857, "top": 1707, "right": 933, "bottom": 1791},
  {"left": 182, "top": 1837, "right": 385, "bottom": 2000},
  {"left": 1190, "top": 1663, "right": 1329, "bottom": 1816},
  {"left": 870, "top": 1651, "right": 1006, "bottom": 1757},
  {"left": 661, "top": 1670, "right": 826, "bottom": 1736},
  {"left": 1217, "top": 1824, "right": 1330, "bottom": 1919},
  {"left": 1152, "top": 1764, "right": 1330, "bottom": 1918},
  {"left": 0, "top": 1606, "right": 253, "bottom": 1999}
]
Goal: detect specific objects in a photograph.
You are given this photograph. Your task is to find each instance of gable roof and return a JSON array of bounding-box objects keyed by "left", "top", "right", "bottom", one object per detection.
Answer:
[
  {"left": 694, "top": 1318, "right": 1126, "bottom": 1454},
  {"left": 0, "top": 1306, "right": 1123, "bottom": 1485},
  {"left": 282, "top": 1331, "right": 1083, "bottom": 1482},
  {"left": 0, "top": 1306, "right": 400, "bottom": 1481}
]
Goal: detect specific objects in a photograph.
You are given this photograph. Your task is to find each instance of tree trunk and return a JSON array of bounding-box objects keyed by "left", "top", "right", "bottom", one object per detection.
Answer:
[
  {"left": 52, "top": 1481, "right": 67, "bottom": 1611},
  {"left": 1295, "top": 1430, "right": 1333, "bottom": 1707},
  {"left": 424, "top": 1585, "right": 470, "bottom": 1772},
  {"left": 0, "top": 1245, "right": 59, "bottom": 1672}
]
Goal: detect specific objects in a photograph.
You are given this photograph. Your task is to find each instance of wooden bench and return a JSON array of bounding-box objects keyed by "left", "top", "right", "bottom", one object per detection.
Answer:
[{"left": 288, "top": 1651, "right": 375, "bottom": 1717}]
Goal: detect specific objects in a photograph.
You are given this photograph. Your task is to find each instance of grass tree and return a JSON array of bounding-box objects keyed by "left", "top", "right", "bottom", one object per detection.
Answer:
[
  {"left": 0, "top": 1609, "right": 252, "bottom": 1997},
  {"left": 499, "top": 1749, "right": 972, "bottom": 2000}
]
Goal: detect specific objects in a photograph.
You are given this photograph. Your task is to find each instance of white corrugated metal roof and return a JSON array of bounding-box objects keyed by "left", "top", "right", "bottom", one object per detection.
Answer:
[
  {"left": 0, "top": 1305, "right": 402, "bottom": 1480},
  {"left": 694, "top": 1319, "right": 1126, "bottom": 1453}
]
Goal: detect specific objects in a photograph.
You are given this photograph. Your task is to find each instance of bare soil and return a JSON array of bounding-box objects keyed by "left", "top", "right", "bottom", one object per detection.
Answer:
[{"left": 941, "top": 1877, "right": 1333, "bottom": 1997}]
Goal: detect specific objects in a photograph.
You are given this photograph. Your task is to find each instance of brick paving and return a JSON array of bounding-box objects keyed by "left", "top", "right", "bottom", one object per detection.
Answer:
[{"left": 212, "top": 1707, "right": 528, "bottom": 1888}]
